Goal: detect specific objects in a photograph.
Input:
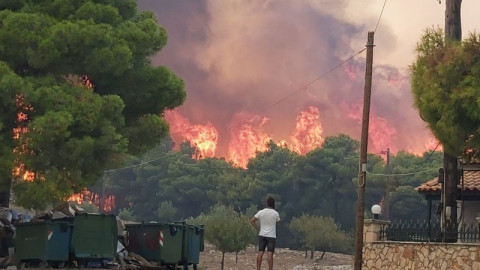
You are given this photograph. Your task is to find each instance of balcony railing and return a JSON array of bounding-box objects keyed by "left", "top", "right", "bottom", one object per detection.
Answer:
[{"left": 379, "top": 219, "right": 479, "bottom": 243}]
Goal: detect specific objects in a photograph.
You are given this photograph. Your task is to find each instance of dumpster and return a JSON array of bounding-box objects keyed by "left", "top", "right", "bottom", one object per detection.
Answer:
[
  {"left": 179, "top": 224, "right": 204, "bottom": 269},
  {"left": 15, "top": 220, "right": 71, "bottom": 265},
  {"left": 125, "top": 223, "right": 184, "bottom": 265},
  {"left": 71, "top": 213, "right": 117, "bottom": 260}
]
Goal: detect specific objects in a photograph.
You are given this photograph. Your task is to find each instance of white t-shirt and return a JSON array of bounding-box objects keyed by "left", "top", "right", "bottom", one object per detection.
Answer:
[{"left": 254, "top": 208, "right": 280, "bottom": 238}]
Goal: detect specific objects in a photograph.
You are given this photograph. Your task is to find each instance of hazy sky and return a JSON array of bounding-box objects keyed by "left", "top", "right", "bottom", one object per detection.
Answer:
[
  {"left": 350, "top": 0, "right": 480, "bottom": 69},
  {"left": 138, "top": 0, "right": 480, "bottom": 157}
]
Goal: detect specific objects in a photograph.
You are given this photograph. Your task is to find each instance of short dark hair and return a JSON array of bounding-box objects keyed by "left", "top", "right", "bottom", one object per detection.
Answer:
[{"left": 267, "top": 197, "right": 275, "bottom": 209}]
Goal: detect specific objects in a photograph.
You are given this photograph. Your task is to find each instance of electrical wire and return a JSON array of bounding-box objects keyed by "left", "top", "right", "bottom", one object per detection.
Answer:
[
  {"left": 264, "top": 48, "right": 366, "bottom": 111},
  {"left": 374, "top": 0, "right": 388, "bottom": 33},
  {"left": 104, "top": 150, "right": 181, "bottom": 173},
  {"left": 107, "top": 0, "right": 391, "bottom": 173},
  {"left": 422, "top": 142, "right": 441, "bottom": 163},
  {"left": 266, "top": 0, "right": 388, "bottom": 111},
  {"left": 367, "top": 167, "right": 438, "bottom": 177}
]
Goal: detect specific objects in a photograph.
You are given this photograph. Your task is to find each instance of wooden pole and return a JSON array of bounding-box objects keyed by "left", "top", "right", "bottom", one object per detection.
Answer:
[
  {"left": 442, "top": 0, "right": 462, "bottom": 239},
  {"left": 353, "top": 31, "right": 375, "bottom": 270},
  {"left": 385, "top": 148, "right": 390, "bottom": 220},
  {"left": 445, "top": 0, "right": 462, "bottom": 42}
]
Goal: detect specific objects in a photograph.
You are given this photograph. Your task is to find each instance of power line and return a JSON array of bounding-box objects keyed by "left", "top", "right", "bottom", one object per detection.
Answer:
[
  {"left": 109, "top": 0, "right": 391, "bottom": 173},
  {"left": 104, "top": 151, "right": 180, "bottom": 173},
  {"left": 265, "top": 0, "right": 388, "bottom": 111},
  {"left": 264, "top": 48, "right": 366, "bottom": 111},
  {"left": 367, "top": 167, "right": 437, "bottom": 177},
  {"left": 422, "top": 142, "right": 441, "bottom": 163},
  {"left": 374, "top": 0, "right": 388, "bottom": 33}
]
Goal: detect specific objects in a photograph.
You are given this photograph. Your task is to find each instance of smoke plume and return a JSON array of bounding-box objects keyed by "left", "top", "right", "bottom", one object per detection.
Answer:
[{"left": 138, "top": 0, "right": 434, "bottom": 161}]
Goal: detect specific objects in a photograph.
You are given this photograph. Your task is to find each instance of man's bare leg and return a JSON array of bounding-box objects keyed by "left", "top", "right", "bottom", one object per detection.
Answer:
[
  {"left": 257, "top": 251, "right": 264, "bottom": 270},
  {"left": 267, "top": 251, "right": 274, "bottom": 270}
]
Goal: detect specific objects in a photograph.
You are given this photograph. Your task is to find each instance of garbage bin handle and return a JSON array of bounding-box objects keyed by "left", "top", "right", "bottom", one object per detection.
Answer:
[{"left": 169, "top": 224, "right": 177, "bottom": 236}]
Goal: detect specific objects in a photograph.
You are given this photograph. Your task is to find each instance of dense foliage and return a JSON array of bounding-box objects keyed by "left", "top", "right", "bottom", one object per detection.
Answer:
[
  {"left": 193, "top": 205, "right": 255, "bottom": 270},
  {"left": 411, "top": 28, "right": 480, "bottom": 159},
  {"left": 290, "top": 214, "right": 351, "bottom": 259},
  {"left": 109, "top": 134, "right": 442, "bottom": 249},
  {"left": 0, "top": 0, "right": 185, "bottom": 209}
]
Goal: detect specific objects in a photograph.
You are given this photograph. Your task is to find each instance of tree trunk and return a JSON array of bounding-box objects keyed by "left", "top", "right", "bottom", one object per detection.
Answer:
[
  {"left": 320, "top": 251, "right": 326, "bottom": 260},
  {"left": 310, "top": 249, "right": 314, "bottom": 259},
  {"left": 221, "top": 251, "right": 225, "bottom": 270},
  {"left": 235, "top": 252, "right": 238, "bottom": 264},
  {"left": 445, "top": 0, "right": 462, "bottom": 42},
  {"left": 305, "top": 249, "right": 307, "bottom": 258},
  {"left": 443, "top": 152, "right": 458, "bottom": 241}
]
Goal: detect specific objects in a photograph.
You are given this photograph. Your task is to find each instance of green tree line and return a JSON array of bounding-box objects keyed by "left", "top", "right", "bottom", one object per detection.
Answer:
[{"left": 111, "top": 134, "right": 442, "bottom": 248}]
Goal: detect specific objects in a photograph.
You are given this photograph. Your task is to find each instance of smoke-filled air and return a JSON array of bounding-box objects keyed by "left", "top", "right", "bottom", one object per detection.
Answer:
[{"left": 138, "top": 0, "right": 439, "bottom": 168}]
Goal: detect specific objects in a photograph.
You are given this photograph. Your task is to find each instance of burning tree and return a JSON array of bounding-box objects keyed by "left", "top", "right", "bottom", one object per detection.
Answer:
[{"left": 0, "top": 1, "right": 185, "bottom": 210}]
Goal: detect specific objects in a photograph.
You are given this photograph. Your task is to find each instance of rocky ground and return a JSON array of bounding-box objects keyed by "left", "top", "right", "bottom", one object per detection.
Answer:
[{"left": 198, "top": 243, "right": 353, "bottom": 270}]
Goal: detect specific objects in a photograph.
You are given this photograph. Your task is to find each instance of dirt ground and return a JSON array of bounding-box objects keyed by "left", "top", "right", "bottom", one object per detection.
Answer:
[{"left": 198, "top": 243, "right": 353, "bottom": 270}]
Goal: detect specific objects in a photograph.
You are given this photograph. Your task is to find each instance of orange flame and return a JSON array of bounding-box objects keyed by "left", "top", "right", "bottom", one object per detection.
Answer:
[
  {"left": 228, "top": 113, "right": 272, "bottom": 168},
  {"left": 12, "top": 94, "right": 36, "bottom": 181},
  {"left": 68, "top": 193, "right": 84, "bottom": 204},
  {"left": 425, "top": 136, "right": 443, "bottom": 152},
  {"left": 289, "top": 106, "right": 324, "bottom": 155},
  {"left": 345, "top": 101, "right": 398, "bottom": 155},
  {"left": 164, "top": 110, "right": 218, "bottom": 159},
  {"left": 67, "top": 189, "right": 116, "bottom": 213}
]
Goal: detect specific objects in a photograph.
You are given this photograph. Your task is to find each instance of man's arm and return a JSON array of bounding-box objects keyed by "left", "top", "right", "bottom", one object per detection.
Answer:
[{"left": 250, "top": 216, "right": 259, "bottom": 230}]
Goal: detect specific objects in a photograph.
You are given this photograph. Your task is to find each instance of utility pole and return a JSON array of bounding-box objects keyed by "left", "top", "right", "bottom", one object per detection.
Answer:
[
  {"left": 384, "top": 148, "right": 390, "bottom": 220},
  {"left": 442, "top": 0, "right": 462, "bottom": 239},
  {"left": 445, "top": 0, "right": 462, "bottom": 42},
  {"left": 353, "top": 31, "right": 375, "bottom": 270}
]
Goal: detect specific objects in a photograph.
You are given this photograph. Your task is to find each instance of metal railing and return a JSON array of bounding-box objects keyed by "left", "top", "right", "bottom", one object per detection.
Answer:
[{"left": 379, "top": 219, "right": 479, "bottom": 243}]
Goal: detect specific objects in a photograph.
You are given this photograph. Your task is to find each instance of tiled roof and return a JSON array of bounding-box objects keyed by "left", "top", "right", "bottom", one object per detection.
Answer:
[{"left": 417, "top": 171, "right": 480, "bottom": 194}]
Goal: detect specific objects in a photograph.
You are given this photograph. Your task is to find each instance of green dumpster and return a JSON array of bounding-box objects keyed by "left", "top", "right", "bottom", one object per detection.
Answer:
[
  {"left": 125, "top": 223, "right": 184, "bottom": 265},
  {"left": 179, "top": 224, "right": 204, "bottom": 269},
  {"left": 15, "top": 220, "right": 71, "bottom": 263},
  {"left": 71, "top": 213, "right": 117, "bottom": 260}
]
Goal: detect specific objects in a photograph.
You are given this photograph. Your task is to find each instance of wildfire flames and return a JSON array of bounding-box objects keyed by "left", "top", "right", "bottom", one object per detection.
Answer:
[
  {"left": 228, "top": 113, "right": 272, "bottom": 168},
  {"left": 164, "top": 110, "right": 218, "bottom": 159},
  {"left": 425, "top": 136, "right": 443, "bottom": 152},
  {"left": 166, "top": 102, "right": 444, "bottom": 167},
  {"left": 13, "top": 94, "right": 35, "bottom": 181},
  {"left": 289, "top": 106, "right": 324, "bottom": 155},
  {"left": 67, "top": 189, "right": 115, "bottom": 213},
  {"left": 345, "top": 101, "right": 398, "bottom": 154},
  {"left": 165, "top": 107, "right": 326, "bottom": 168}
]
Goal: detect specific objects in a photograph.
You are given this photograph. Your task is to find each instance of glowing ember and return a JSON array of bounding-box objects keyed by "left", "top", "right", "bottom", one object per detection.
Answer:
[
  {"left": 68, "top": 193, "right": 83, "bottom": 204},
  {"left": 164, "top": 110, "right": 218, "bottom": 159},
  {"left": 228, "top": 113, "right": 272, "bottom": 168},
  {"left": 289, "top": 106, "right": 324, "bottom": 155},
  {"left": 23, "top": 171, "right": 35, "bottom": 181},
  {"left": 277, "top": 140, "right": 288, "bottom": 148},
  {"left": 82, "top": 75, "right": 93, "bottom": 89}
]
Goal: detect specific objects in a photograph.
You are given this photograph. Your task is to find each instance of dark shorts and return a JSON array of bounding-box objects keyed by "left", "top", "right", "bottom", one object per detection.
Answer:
[{"left": 258, "top": 236, "right": 276, "bottom": 252}]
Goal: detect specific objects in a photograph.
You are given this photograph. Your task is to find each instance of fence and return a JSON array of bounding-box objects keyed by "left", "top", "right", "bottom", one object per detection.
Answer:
[{"left": 379, "top": 219, "right": 479, "bottom": 243}]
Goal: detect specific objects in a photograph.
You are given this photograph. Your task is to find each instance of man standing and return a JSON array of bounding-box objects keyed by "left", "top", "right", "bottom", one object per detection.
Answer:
[{"left": 250, "top": 197, "right": 281, "bottom": 270}]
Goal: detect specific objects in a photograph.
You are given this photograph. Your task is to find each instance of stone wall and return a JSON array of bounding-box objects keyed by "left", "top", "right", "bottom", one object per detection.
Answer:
[{"left": 363, "top": 241, "right": 480, "bottom": 270}]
